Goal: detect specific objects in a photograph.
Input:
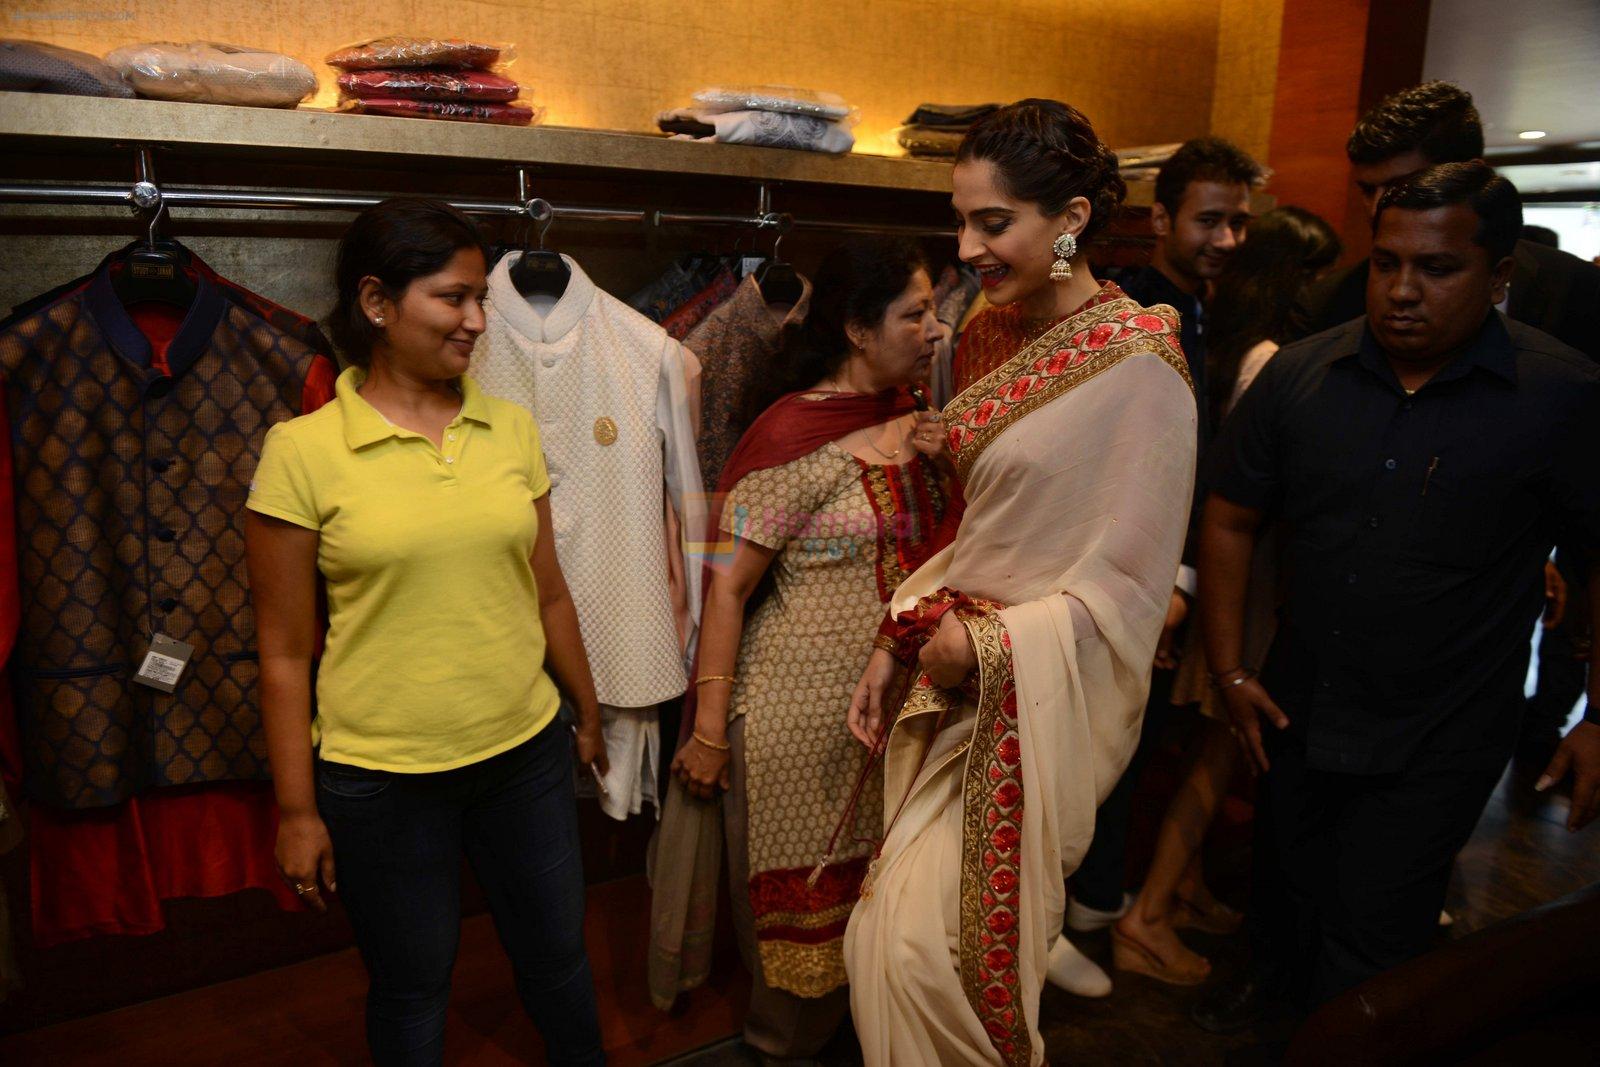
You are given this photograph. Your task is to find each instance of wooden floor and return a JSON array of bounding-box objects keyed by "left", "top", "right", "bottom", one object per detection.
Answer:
[
  {"left": 3, "top": 746, "right": 1595, "bottom": 1066},
  {"left": 665, "top": 750, "right": 1600, "bottom": 1067},
  {"left": 1025, "top": 754, "right": 1600, "bottom": 1066},
  {"left": 0, "top": 876, "right": 749, "bottom": 1067}
]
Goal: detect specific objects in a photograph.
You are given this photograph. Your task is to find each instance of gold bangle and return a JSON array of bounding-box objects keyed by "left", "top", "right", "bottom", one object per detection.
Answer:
[
  {"left": 695, "top": 674, "right": 737, "bottom": 686},
  {"left": 691, "top": 730, "right": 731, "bottom": 752},
  {"left": 872, "top": 635, "right": 899, "bottom": 654}
]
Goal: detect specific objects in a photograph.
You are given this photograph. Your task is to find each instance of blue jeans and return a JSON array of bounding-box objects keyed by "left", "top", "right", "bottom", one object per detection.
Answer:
[{"left": 317, "top": 724, "right": 604, "bottom": 1066}]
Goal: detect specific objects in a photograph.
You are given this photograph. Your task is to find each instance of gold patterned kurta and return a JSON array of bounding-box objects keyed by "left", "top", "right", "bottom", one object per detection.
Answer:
[{"left": 720, "top": 441, "right": 951, "bottom": 997}]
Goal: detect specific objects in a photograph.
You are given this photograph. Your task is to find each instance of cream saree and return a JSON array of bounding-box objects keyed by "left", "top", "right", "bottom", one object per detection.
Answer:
[{"left": 843, "top": 293, "right": 1196, "bottom": 1066}]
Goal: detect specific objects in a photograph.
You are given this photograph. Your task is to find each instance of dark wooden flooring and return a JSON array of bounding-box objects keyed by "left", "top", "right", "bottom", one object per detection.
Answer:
[
  {"left": 3, "top": 736, "right": 1595, "bottom": 1065},
  {"left": 668, "top": 750, "right": 1600, "bottom": 1067},
  {"left": 0, "top": 875, "right": 749, "bottom": 1067},
  {"left": 1027, "top": 754, "right": 1600, "bottom": 1067}
]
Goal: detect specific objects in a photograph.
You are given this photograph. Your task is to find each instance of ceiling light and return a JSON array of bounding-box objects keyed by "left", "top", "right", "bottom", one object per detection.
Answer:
[{"left": 1518, "top": 130, "right": 1548, "bottom": 140}]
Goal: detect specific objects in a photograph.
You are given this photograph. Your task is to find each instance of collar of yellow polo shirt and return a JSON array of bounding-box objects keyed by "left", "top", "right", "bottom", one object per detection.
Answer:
[{"left": 247, "top": 366, "right": 559, "bottom": 772}]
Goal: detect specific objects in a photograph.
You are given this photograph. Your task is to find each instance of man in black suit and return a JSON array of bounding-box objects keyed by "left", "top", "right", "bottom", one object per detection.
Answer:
[{"left": 1291, "top": 81, "right": 1600, "bottom": 363}]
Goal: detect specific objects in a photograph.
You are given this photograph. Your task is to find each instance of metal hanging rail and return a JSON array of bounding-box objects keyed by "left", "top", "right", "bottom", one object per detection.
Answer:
[
  {"left": 0, "top": 182, "right": 647, "bottom": 224},
  {"left": 0, "top": 182, "right": 961, "bottom": 236},
  {"left": 0, "top": 159, "right": 646, "bottom": 224},
  {"left": 652, "top": 182, "right": 954, "bottom": 239},
  {"left": 0, "top": 166, "right": 955, "bottom": 237}
]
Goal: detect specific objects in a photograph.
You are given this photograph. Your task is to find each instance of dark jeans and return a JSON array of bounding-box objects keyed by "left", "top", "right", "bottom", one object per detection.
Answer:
[
  {"left": 317, "top": 725, "right": 604, "bottom": 1067},
  {"left": 1252, "top": 725, "right": 1510, "bottom": 1008},
  {"left": 1072, "top": 667, "right": 1177, "bottom": 911}
]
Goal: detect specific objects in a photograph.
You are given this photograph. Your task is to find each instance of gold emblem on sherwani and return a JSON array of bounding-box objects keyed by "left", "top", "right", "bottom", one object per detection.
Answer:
[{"left": 593, "top": 416, "right": 618, "bottom": 446}]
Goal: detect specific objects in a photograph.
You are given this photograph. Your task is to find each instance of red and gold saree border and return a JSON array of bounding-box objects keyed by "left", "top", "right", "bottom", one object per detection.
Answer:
[
  {"left": 956, "top": 609, "right": 1031, "bottom": 1067},
  {"left": 945, "top": 298, "right": 1192, "bottom": 483}
]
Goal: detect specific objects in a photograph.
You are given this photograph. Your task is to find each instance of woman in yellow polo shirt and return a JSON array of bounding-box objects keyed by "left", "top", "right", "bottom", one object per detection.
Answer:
[{"left": 245, "top": 198, "right": 608, "bottom": 1066}]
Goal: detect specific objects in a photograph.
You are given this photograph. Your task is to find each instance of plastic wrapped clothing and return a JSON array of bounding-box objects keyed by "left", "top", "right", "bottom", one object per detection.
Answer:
[
  {"left": 691, "top": 84, "right": 854, "bottom": 122},
  {"left": 106, "top": 42, "right": 316, "bottom": 108},
  {"left": 338, "top": 97, "right": 539, "bottom": 126},
  {"left": 325, "top": 36, "right": 504, "bottom": 71},
  {"left": 337, "top": 68, "right": 519, "bottom": 102},
  {"left": 657, "top": 108, "right": 854, "bottom": 154}
]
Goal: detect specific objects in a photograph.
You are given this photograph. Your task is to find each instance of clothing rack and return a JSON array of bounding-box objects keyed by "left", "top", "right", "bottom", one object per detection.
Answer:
[
  {"left": 0, "top": 155, "right": 646, "bottom": 225},
  {"left": 653, "top": 183, "right": 956, "bottom": 239},
  {"left": 0, "top": 164, "right": 954, "bottom": 239}
]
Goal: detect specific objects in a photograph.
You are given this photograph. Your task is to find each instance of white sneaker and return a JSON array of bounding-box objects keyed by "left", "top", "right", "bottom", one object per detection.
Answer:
[
  {"left": 1046, "top": 936, "right": 1113, "bottom": 997},
  {"left": 1067, "top": 892, "right": 1133, "bottom": 932}
]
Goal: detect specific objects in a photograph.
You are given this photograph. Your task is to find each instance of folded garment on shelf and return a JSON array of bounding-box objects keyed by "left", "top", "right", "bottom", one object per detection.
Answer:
[
  {"left": 657, "top": 107, "right": 853, "bottom": 154},
  {"left": 325, "top": 36, "right": 505, "bottom": 72},
  {"left": 337, "top": 68, "right": 520, "bottom": 102},
  {"left": 105, "top": 41, "right": 316, "bottom": 108},
  {"left": 894, "top": 124, "right": 965, "bottom": 158},
  {"left": 338, "top": 96, "right": 539, "bottom": 125},
  {"left": 691, "top": 84, "right": 854, "bottom": 122},
  {"left": 903, "top": 102, "right": 999, "bottom": 128},
  {"left": 658, "top": 113, "right": 715, "bottom": 138},
  {"left": 0, "top": 39, "right": 133, "bottom": 98},
  {"left": 1114, "top": 142, "right": 1183, "bottom": 170}
]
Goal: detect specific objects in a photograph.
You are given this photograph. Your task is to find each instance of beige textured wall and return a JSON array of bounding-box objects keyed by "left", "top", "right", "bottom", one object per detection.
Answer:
[
  {"left": 1209, "top": 0, "right": 1284, "bottom": 162},
  {"left": 5, "top": 0, "right": 1222, "bottom": 154}
]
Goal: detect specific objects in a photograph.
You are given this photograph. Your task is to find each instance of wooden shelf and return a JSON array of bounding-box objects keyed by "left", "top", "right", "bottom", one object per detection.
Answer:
[
  {"left": 0, "top": 92, "right": 954, "bottom": 194},
  {"left": 0, "top": 94, "right": 1275, "bottom": 219}
]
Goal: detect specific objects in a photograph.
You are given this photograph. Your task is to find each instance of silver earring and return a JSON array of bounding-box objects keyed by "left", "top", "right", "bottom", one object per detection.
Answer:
[
  {"left": 373, "top": 316, "right": 385, "bottom": 326},
  {"left": 1050, "top": 232, "right": 1078, "bottom": 281}
]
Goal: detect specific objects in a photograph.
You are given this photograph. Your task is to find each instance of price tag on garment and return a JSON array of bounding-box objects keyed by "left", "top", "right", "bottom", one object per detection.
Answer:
[{"left": 132, "top": 634, "right": 194, "bottom": 693}]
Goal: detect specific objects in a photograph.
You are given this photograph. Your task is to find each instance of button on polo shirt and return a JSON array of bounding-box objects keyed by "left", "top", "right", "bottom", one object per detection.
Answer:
[{"left": 247, "top": 367, "right": 559, "bottom": 771}]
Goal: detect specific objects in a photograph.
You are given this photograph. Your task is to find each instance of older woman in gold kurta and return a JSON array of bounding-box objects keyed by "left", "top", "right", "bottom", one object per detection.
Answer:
[{"left": 667, "top": 238, "right": 960, "bottom": 1061}]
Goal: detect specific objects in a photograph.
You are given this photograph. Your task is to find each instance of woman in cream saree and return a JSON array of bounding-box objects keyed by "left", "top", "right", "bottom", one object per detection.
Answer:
[{"left": 843, "top": 101, "right": 1197, "bottom": 1067}]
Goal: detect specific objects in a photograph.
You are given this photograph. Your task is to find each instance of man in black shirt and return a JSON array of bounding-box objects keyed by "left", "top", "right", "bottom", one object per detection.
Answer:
[
  {"left": 1201, "top": 162, "right": 1600, "bottom": 1012},
  {"left": 1122, "top": 137, "right": 1263, "bottom": 393}
]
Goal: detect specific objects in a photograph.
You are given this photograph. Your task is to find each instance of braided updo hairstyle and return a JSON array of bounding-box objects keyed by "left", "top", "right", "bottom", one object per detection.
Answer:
[{"left": 956, "top": 99, "right": 1126, "bottom": 244}]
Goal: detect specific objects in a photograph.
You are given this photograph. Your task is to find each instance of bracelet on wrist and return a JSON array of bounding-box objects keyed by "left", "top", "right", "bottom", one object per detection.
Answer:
[
  {"left": 872, "top": 635, "right": 899, "bottom": 654},
  {"left": 1210, "top": 669, "right": 1257, "bottom": 691},
  {"left": 691, "top": 730, "right": 731, "bottom": 752},
  {"left": 695, "top": 674, "right": 737, "bottom": 687}
]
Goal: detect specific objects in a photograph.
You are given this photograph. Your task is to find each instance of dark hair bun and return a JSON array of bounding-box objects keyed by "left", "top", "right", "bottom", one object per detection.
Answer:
[{"left": 957, "top": 99, "right": 1126, "bottom": 243}]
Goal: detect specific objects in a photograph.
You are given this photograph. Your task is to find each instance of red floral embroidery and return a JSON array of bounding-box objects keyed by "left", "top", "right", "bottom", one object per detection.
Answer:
[
  {"left": 959, "top": 612, "right": 1029, "bottom": 1066},
  {"left": 947, "top": 302, "right": 1183, "bottom": 474}
]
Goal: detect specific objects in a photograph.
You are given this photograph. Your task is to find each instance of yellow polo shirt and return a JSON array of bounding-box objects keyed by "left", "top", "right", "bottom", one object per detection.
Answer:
[{"left": 247, "top": 368, "right": 560, "bottom": 771}]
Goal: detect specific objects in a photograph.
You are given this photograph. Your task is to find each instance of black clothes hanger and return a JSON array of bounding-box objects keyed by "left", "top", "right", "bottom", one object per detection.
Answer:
[
  {"left": 111, "top": 198, "right": 196, "bottom": 309},
  {"left": 754, "top": 222, "right": 803, "bottom": 307},
  {"left": 508, "top": 197, "right": 571, "bottom": 299}
]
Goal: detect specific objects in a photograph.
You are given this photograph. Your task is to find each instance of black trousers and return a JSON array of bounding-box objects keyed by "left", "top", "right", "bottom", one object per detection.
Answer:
[{"left": 1252, "top": 726, "right": 1510, "bottom": 1008}]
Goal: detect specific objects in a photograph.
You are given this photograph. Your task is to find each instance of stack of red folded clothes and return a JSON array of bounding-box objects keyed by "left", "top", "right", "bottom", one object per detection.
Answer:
[{"left": 327, "top": 36, "right": 539, "bottom": 126}]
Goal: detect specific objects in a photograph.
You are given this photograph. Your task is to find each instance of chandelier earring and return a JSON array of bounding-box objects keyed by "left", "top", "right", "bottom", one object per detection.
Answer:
[{"left": 1050, "top": 232, "right": 1078, "bottom": 281}]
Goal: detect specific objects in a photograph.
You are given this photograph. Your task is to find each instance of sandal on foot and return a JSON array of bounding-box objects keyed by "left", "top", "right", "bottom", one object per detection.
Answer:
[
  {"left": 1174, "top": 895, "right": 1244, "bottom": 936},
  {"left": 1111, "top": 927, "right": 1211, "bottom": 986}
]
